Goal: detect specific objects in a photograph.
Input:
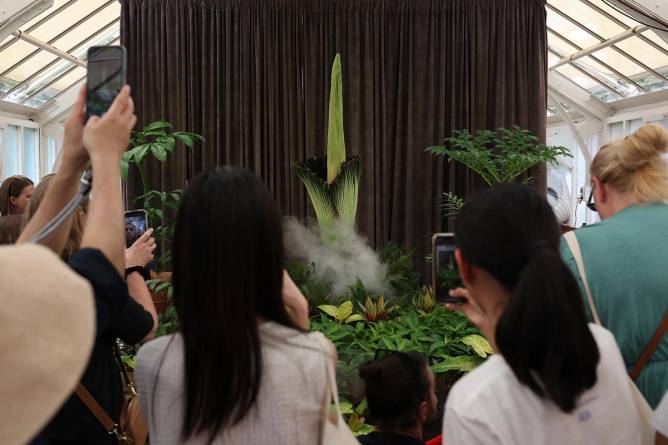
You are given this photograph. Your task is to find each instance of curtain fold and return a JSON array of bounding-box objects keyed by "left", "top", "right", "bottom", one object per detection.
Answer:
[{"left": 120, "top": 0, "right": 547, "bottom": 272}]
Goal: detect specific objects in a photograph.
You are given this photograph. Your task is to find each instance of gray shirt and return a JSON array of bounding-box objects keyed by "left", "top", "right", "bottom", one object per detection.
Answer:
[{"left": 135, "top": 322, "right": 329, "bottom": 444}]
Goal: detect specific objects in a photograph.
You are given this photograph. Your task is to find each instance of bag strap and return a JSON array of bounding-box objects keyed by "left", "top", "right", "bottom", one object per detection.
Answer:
[
  {"left": 314, "top": 333, "right": 343, "bottom": 423},
  {"left": 113, "top": 342, "right": 137, "bottom": 395},
  {"left": 630, "top": 310, "right": 668, "bottom": 381},
  {"left": 75, "top": 383, "right": 120, "bottom": 436},
  {"left": 564, "top": 232, "right": 668, "bottom": 381},
  {"left": 563, "top": 231, "right": 602, "bottom": 325}
]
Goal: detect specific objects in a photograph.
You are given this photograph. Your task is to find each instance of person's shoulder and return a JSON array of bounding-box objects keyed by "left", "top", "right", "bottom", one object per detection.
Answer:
[
  {"left": 136, "top": 334, "right": 181, "bottom": 373},
  {"left": 588, "top": 323, "right": 616, "bottom": 349},
  {"left": 446, "top": 355, "right": 512, "bottom": 411}
]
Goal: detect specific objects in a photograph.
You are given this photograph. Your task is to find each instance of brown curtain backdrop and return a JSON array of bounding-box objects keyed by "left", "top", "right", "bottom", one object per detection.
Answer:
[{"left": 120, "top": 0, "right": 547, "bottom": 271}]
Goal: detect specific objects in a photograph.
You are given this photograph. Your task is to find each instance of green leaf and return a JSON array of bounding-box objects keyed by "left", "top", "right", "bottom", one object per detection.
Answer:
[
  {"left": 143, "top": 121, "right": 173, "bottom": 131},
  {"left": 431, "top": 355, "right": 479, "bottom": 373},
  {"left": 339, "top": 400, "right": 354, "bottom": 415},
  {"left": 293, "top": 164, "right": 337, "bottom": 233},
  {"left": 151, "top": 144, "right": 168, "bottom": 161},
  {"left": 173, "top": 132, "right": 194, "bottom": 148},
  {"left": 382, "top": 337, "right": 396, "bottom": 350},
  {"left": 461, "top": 334, "right": 494, "bottom": 358},
  {"left": 120, "top": 157, "right": 129, "bottom": 180},
  {"left": 332, "top": 157, "right": 362, "bottom": 228},
  {"left": 326, "top": 53, "right": 346, "bottom": 184},
  {"left": 345, "top": 314, "right": 365, "bottom": 324},
  {"left": 318, "top": 305, "right": 339, "bottom": 319},
  {"left": 355, "top": 399, "right": 368, "bottom": 415}
]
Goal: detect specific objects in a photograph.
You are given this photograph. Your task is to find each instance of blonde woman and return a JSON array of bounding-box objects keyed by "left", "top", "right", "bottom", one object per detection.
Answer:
[{"left": 561, "top": 124, "right": 668, "bottom": 408}]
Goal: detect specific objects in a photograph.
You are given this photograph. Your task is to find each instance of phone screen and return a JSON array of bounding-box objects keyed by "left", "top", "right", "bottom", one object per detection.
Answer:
[
  {"left": 86, "top": 46, "right": 126, "bottom": 119},
  {"left": 124, "top": 211, "right": 147, "bottom": 248},
  {"left": 432, "top": 234, "right": 463, "bottom": 302}
]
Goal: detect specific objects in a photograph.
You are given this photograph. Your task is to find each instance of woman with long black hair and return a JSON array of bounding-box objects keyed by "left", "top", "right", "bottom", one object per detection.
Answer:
[
  {"left": 135, "top": 167, "right": 330, "bottom": 445},
  {"left": 442, "top": 184, "right": 642, "bottom": 444}
]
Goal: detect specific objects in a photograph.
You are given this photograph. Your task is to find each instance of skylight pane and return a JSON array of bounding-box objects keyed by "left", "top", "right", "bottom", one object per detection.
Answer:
[
  {"left": 547, "top": 31, "right": 580, "bottom": 55},
  {"left": 591, "top": 47, "right": 646, "bottom": 76},
  {"left": 556, "top": 64, "right": 599, "bottom": 90},
  {"left": 19, "top": 0, "right": 72, "bottom": 31},
  {"left": 547, "top": 8, "right": 601, "bottom": 48},
  {"left": 29, "top": 0, "right": 110, "bottom": 43},
  {"left": 50, "top": 2, "right": 120, "bottom": 51},
  {"left": 0, "top": 41, "right": 38, "bottom": 75},
  {"left": 585, "top": 0, "right": 639, "bottom": 29},
  {"left": 642, "top": 30, "right": 668, "bottom": 52},
  {"left": 3, "top": 59, "right": 77, "bottom": 104},
  {"left": 2, "top": 52, "right": 59, "bottom": 87},
  {"left": 548, "top": 0, "right": 625, "bottom": 39},
  {"left": 615, "top": 36, "right": 668, "bottom": 70}
]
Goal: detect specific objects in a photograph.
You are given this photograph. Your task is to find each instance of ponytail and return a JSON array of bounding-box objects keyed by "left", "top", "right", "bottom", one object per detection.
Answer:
[
  {"left": 455, "top": 184, "right": 600, "bottom": 413},
  {"left": 496, "top": 248, "right": 599, "bottom": 412}
]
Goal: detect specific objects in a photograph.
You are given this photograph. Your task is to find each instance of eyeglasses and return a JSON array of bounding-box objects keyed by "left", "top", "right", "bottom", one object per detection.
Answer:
[{"left": 586, "top": 189, "right": 597, "bottom": 212}]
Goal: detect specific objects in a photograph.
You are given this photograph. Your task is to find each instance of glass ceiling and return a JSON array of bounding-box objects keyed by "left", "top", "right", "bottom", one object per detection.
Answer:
[
  {"left": 0, "top": 0, "right": 119, "bottom": 109},
  {"left": 0, "top": 0, "right": 666, "bottom": 112},
  {"left": 548, "top": 0, "right": 668, "bottom": 104}
]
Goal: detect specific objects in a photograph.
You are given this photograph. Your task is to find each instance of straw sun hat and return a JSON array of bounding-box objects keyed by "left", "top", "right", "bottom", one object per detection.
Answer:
[{"left": 0, "top": 244, "right": 95, "bottom": 445}]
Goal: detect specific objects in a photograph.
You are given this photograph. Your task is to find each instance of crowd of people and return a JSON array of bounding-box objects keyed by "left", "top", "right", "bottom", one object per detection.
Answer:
[{"left": 1, "top": 85, "right": 667, "bottom": 445}]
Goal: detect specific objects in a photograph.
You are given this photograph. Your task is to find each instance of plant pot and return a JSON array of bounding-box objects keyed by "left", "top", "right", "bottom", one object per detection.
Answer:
[{"left": 149, "top": 271, "right": 172, "bottom": 315}]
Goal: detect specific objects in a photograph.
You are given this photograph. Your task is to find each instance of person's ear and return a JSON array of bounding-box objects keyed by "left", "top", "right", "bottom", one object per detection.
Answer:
[
  {"left": 455, "top": 249, "right": 473, "bottom": 287},
  {"left": 592, "top": 176, "right": 607, "bottom": 204},
  {"left": 9, "top": 196, "right": 17, "bottom": 206},
  {"left": 417, "top": 400, "right": 429, "bottom": 423}
]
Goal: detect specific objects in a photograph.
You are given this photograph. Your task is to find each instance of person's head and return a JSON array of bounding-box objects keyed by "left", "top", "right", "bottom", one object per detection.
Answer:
[
  {"left": 590, "top": 124, "right": 668, "bottom": 219},
  {"left": 170, "top": 166, "right": 298, "bottom": 441},
  {"left": 359, "top": 352, "right": 437, "bottom": 437},
  {"left": 454, "top": 184, "right": 599, "bottom": 413},
  {"left": 0, "top": 215, "right": 24, "bottom": 245},
  {"left": 0, "top": 176, "right": 34, "bottom": 216},
  {"left": 26, "top": 174, "right": 87, "bottom": 261}
]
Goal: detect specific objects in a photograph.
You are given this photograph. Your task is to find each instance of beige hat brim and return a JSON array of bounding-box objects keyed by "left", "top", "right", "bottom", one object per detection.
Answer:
[{"left": 0, "top": 245, "right": 95, "bottom": 445}]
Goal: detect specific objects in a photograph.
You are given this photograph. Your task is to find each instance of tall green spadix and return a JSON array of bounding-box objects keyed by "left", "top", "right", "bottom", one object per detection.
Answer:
[
  {"left": 294, "top": 53, "right": 362, "bottom": 239},
  {"left": 327, "top": 54, "right": 346, "bottom": 184}
]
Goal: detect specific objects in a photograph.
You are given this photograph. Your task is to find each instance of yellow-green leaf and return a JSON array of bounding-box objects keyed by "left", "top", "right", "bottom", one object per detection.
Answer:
[
  {"left": 431, "top": 355, "right": 479, "bottom": 373},
  {"left": 337, "top": 301, "right": 354, "bottom": 321},
  {"left": 462, "top": 334, "right": 494, "bottom": 358},
  {"left": 327, "top": 53, "right": 346, "bottom": 184},
  {"left": 318, "top": 305, "right": 339, "bottom": 319},
  {"left": 345, "top": 314, "right": 365, "bottom": 323}
]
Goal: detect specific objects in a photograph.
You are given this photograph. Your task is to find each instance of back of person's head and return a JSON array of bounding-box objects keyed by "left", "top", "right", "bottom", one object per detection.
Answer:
[
  {"left": 0, "top": 175, "right": 34, "bottom": 216},
  {"left": 359, "top": 352, "right": 434, "bottom": 431},
  {"left": 171, "top": 166, "right": 297, "bottom": 441},
  {"left": 26, "top": 174, "right": 87, "bottom": 261},
  {"left": 591, "top": 124, "right": 668, "bottom": 202},
  {"left": 0, "top": 215, "right": 23, "bottom": 245},
  {"left": 455, "top": 184, "right": 599, "bottom": 413}
]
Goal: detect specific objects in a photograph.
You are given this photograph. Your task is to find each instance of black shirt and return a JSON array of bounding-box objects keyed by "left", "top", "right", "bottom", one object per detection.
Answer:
[
  {"left": 45, "top": 249, "right": 154, "bottom": 444},
  {"left": 359, "top": 432, "right": 425, "bottom": 445}
]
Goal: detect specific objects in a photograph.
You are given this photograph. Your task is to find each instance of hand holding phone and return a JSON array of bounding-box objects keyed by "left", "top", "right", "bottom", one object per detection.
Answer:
[{"left": 432, "top": 233, "right": 466, "bottom": 304}]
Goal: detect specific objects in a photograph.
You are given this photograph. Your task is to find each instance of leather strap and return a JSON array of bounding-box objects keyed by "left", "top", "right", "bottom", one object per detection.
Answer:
[
  {"left": 630, "top": 310, "right": 668, "bottom": 381},
  {"left": 75, "top": 383, "right": 118, "bottom": 434}
]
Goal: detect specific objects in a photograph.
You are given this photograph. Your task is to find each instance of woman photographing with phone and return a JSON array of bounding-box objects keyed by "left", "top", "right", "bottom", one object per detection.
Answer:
[
  {"left": 442, "top": 184, "right": 642, "bottom": 445},
  {"left": 135, "top": 167, "right": 333, "bottom": 445}
]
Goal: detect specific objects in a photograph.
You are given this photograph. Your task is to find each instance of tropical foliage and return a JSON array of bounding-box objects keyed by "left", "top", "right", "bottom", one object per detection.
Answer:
[{"left": 427, "top": 126, "right": 570, "bottom": 218}]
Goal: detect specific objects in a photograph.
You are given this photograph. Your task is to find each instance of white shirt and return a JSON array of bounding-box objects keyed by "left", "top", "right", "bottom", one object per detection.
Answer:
[
  {"left": 135, "top": 322, "right": 329, "bottom": 445},
  {"left": 653, "top": 392, "right": 668, "bottom": 437},
  {"left": 443, "top": 324, "right": 642, "bottom": 445}
]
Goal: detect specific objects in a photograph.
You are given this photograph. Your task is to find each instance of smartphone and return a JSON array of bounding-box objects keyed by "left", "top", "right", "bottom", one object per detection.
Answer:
[
  {"left": 432, "top": 233, "right": 466, "bottom": 304},
  {"left": 86, "top": 45, "right": 126, "bottom": 120},
  {"left": 124, "top": 210, "right": 148, "bottom": 248}
]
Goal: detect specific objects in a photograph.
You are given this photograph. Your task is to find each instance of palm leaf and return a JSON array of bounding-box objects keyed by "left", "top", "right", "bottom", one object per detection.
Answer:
[{"left": 327, "top": 54, "right": 346, "bottom": 184}]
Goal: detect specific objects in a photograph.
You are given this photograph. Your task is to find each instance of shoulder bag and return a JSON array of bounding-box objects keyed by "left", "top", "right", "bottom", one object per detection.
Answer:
[
  {"left": 314, "top": 334, "right": 360, "bottom": 445},
  {"left": 564, "top": 231, "right": 668, "bottom": 445},
  {"left": 74, "top": 342, "right": 148, "bottom": 445}
]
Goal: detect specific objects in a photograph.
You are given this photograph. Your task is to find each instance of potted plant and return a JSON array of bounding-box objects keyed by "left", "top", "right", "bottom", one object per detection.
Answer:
[{"left": 121, "top": 121, "right": 204, "bottom": 313}]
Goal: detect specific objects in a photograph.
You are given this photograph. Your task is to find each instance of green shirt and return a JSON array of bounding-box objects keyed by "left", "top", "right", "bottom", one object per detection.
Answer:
[{"left": 560, "top": 203, "right": 668, "bottom": 408}]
